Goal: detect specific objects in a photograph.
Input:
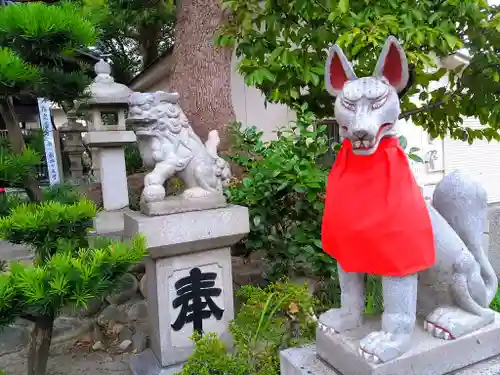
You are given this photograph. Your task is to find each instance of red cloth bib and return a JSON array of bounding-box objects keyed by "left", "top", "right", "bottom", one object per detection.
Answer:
[{"left": 321, "top": 138, "right": 435, "bottom": 276}]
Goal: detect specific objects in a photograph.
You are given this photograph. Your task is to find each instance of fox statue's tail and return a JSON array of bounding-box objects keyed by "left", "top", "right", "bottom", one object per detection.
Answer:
[{"left": 432, "top": 170, "right": 497, "bottom": 306}]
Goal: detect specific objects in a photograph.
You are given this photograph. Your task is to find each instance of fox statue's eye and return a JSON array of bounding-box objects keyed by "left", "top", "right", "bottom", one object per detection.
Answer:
[
  {"left": 372, "top": 96, "right": 387, "bottom": 109},
  {"left": 342, "top": 99, "right": 356, "bottom": 111}
]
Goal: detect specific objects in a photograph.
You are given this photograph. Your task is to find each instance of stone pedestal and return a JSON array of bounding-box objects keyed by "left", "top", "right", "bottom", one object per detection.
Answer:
[
  {"left": 281, "top": 344, "right": 500, "bottom": 375},
  {"left": 124, "top": 205, "right": 250, "bottom": 374},
  {"left": 281, "top": 314, "right": 500, "bottom": 375},
  {"left": 92, "top": 208, "right": 131, "bottom": 238}
]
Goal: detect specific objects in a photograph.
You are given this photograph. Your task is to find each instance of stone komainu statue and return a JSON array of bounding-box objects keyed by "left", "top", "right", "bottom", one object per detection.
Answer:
[
  {"left": 126, "top": 91, "right": 231, "bottom": 206},
  {"left": 319, "top": 36, "right": 498, "bottom": 364}
]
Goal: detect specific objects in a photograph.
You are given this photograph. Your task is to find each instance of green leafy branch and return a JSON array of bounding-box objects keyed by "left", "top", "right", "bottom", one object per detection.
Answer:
[{"left": 0, "top": 234, "right": 146, "bottom": 327}]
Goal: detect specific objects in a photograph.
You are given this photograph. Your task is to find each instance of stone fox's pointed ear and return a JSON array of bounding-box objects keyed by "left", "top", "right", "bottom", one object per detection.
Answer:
[
  {"left": 325, "top": 44, "right": 357, "bottom": 97},
  {"left": 373, "top": 36, "right": 409, "bottom": 93}
]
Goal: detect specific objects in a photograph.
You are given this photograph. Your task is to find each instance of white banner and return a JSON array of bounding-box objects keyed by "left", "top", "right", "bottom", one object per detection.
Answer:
[{"left": 37, "top": 98, "right": 60, "bottom": 185}]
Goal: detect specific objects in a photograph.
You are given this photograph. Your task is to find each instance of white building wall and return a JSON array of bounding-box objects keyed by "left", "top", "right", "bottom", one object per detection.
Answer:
[{"left": 230, "top": 51, "right": 295, "bottom": 141}]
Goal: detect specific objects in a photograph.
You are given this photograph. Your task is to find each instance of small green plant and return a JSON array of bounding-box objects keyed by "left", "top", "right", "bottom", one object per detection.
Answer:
[
  {"left": 125, "top": 143, "right": 145, "bottom": 175},
  {"left": 180, "top": 332, "right": 250, "bottom": 375},
  {"left": 490, "top": 287, "right": 500, "bottom": 312},
  {"left": 178, "top": 280, "right": 317, "bottom": 375}
]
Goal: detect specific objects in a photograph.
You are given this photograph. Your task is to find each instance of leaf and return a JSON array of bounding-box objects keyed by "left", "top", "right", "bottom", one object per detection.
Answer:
[
  {"left": 310, "top": 72, "right": 320, "bottom": 86},
  {"left": 313, "top": 239, "right": 323, "bottom": 249},
  {"left": 253, "top": 216, "right": 261, "bottom": 227},
  {"left": 293, "top": 185, "right": 307, "bottom": 193},
  {"left": 408, "top": 154, "right": 424, "bottom": 163},
  {"left": 443, "top": 34, "right": 461, "bottom": 49},
  {"left": 338, "top": 0, "right": 349, "bottom": 13},
  {"left": 398, "top": 136, "right": 408, "bottom": 150}
]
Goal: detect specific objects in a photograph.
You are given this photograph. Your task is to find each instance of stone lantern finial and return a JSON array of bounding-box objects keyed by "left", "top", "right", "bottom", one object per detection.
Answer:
[
  {"left": 86, "top": 59, "right": 132, "bottom": 105},
  {"left": 95, "top": 59, "right": 112, "bottom": 76}
]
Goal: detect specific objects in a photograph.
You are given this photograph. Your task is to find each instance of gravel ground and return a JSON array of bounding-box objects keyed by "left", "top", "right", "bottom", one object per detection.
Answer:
[{"left": 1, "top": 343, "right": 131, "bottom": 375}]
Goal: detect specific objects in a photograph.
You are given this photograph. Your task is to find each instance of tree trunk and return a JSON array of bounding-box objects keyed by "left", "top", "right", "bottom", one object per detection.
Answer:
[
  {"left": 0, "top": 97, "right": 44, "bottom": 202},
  {"left": 166, "top": 0, "right": 235, "bottom": 150},
  {"left": 27, "top": 314, "right": 55, "bottom": 375}
]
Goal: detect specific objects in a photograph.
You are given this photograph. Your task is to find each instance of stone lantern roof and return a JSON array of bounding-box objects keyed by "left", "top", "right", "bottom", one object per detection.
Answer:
[{"left": 85, "top": 59, "right": 132, "bottom": 105}]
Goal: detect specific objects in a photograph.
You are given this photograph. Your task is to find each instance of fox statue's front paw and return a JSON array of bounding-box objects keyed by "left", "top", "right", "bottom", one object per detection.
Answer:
[
  {"left": 318, "top": 308, "right": 364, "bottom": 333},
  {"left": 359, "top": 331, "right": 412, "bottom": 364}
]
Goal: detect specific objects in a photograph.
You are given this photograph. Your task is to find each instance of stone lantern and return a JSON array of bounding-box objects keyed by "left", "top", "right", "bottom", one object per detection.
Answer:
[
  {"left": 59, "top": 111, "right": 86, "bottom": 180},
  {"left": 81, "top": 59, "right": 136, "bottom": 235}
]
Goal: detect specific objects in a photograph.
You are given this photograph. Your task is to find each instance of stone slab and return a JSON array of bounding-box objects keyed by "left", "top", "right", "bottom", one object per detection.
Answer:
[
  {"left": 140, "top": 194, "right": 227, "bottom": 216},
  {"left": 129, "top": 349, "right": 184, "bottom": 375},
  {"left": 123, "top": 205, "right": 249, "bottom": 259},
  {"left": 313, "top": 314, "right": 500, "bottom": 375},
  {"left": 281, "top": 344, "right": 500, "bottom": 375},
  {"left": 85, "top": 130, "right": 136, "bottom": 147}
]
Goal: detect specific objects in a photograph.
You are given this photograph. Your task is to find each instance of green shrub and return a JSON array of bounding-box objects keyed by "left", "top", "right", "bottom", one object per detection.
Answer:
[
  {"left": 0, "top": 141, "right": 41, "bottom": 189},
  {"left": 226, "top": 109, "right": 334, "bottom": 280},
  {"left": 42, "top": 182, "right": 84, "bottom": 205},
  {"left": 23, "top": 130, "right": 45, "bottom": 156},
  {"left": 178, "top": 280, "right": 317, "bottom": 375}
]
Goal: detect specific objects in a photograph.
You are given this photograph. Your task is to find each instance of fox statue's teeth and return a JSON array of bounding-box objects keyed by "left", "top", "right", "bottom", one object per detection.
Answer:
[
  {"left": 362, "top": 140, "right": 370, "bottom": 148},
  {"left": 353, "top": 141, "right": 361, "bottom": 148}
]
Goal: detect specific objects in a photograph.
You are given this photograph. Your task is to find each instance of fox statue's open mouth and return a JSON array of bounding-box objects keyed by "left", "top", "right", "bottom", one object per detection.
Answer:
[{"left": 349, "top": 123, "right": 393, "bottom": 153}]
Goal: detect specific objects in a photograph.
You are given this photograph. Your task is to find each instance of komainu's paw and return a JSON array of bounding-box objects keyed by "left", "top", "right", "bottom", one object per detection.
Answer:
[
  {"left": 359, "top": 331, "right": 412, "bottom": 364},
  {"left": 425, "top": 306, "right": 495, "bottom": 340},
  {"left": 318, "top": 308, "right": 363, "bottom": 334},
  {"left": 143, "top": 184, "right": 166, "bottom": 203}
]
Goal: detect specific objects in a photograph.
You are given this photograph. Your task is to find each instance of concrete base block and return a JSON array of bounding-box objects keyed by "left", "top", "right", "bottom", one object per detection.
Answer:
[
  {"left": 281, "top": 344, "right": 500, "bottom": 375},
  {"left": 124, "top": 205, "right": 249, "bottom": 367},
  {"left": 301, "top": 313, "right": 500, "bottom": 375},
  {"left": 93, "top": 208, "right": 131, "bottom": 235},
  {"left": 129, "top": 349, "right": 184, "bottom": 375}
]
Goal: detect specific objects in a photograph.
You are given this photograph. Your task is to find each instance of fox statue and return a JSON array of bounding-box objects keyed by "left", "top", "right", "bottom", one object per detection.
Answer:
[{"left": 319, "top": 36, "right": 498, "bottom": 364}]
